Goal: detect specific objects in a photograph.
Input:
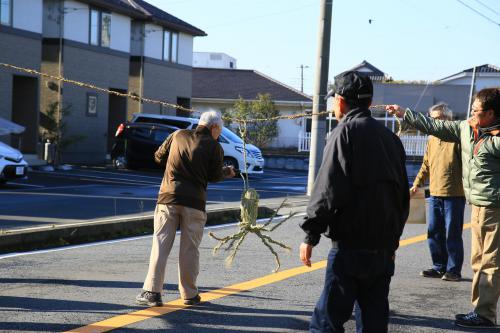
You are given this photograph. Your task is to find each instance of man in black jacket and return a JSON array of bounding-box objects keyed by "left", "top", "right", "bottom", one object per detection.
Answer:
[{"left": 300, "top": 71, "right": 410, "bottom": 332}]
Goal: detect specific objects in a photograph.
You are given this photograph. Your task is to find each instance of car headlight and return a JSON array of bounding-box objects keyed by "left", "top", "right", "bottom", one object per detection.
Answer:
[{"left": 235, "top": 146, "right": 256, "bottom": 158}]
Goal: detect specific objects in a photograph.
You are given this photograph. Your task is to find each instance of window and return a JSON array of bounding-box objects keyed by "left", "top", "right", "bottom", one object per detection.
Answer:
[
  {"left": 171, "top": 32, "right": 178, "bottom": 63},
  {"left": 101, "top": 12, "right": 111, "bottom": 47},
  {"left": 90, "top": 9, "right": 99, "bottom": 45},
  {"left": 89, "top": 9, "right": 111, "bottom": 47},
  {"left": 163, "top": 29, "right": 179, "bottom": 63},
  {"left": 0, "top": 0, "right": 11, "bottom": 26},
  {"left": 163, "top": 30, "right": 171, "bottom": 61}
]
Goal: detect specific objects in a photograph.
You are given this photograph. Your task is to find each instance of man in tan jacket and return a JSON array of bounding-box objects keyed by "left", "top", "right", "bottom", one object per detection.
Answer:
[
  {"left": 135, "top": 111, "right": 235, "bottom": 307},
  {"left": 411, "top": 103, "right": 465, "bottom": 282}
]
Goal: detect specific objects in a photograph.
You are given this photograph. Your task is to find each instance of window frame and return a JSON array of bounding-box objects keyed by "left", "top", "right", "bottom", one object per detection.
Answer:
[
  {"left": 0, "top": 0, "right": 13, "bottom": 27},
  {"left": 162, "top": 29, "right": 171, "bottom": 61},
  {"left": 162, "top": 29, "right": 179, "bottom": 63},
  {"left": 88, "top": 7, "right": 111, "bottom": 48}
]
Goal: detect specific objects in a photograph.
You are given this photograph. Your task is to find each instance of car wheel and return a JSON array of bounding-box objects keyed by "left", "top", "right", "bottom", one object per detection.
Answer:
[
  {"left": 223, "top": 157, "right": 239, "bottom": 170},
  {"left": 112, "top": 156, "right": 127, "bottom": 169}
]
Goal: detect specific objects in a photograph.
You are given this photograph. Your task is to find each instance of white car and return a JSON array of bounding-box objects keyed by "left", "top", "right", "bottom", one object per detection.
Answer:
[
  {"left": 130, "top": 113, "right": 265, "bottom": 174},
  {"left": 0, "top": 141, "right": 28, "bottom": 184}
]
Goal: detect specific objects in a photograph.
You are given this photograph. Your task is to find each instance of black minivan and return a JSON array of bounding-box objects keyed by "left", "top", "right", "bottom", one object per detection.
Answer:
[{"left": 111, "top": 122, "right": 178, "bottom": 169}]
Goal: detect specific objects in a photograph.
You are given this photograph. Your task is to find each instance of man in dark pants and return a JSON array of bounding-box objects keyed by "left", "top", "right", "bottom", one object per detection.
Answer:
[{"left": 299, "top": 71, "right": 410, "bottom": 332}]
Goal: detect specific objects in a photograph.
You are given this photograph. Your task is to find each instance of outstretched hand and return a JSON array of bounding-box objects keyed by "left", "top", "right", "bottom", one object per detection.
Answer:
[{"left": 385, "top": 104, "right": 406, "bottom": 118}]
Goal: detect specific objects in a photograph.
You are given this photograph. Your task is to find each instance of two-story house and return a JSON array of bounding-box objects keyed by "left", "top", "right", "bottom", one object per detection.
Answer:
[
  {"left": 0, "top": 0, "right": 43, "bottom": 156},
  {"left": 0, "top": 0, "right": 205, "bottom": 163}
]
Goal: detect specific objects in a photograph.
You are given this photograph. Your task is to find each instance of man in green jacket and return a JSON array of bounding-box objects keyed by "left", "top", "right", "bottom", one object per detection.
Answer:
[
  {"left": 412, "top": 103, "right": 465, "bottom": 282},
  {"left": 387, "top": 87, "right": 500, "bottom": 328}
]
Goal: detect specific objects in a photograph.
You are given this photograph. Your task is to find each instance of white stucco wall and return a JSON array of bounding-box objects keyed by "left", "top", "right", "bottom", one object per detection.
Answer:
[
  {"left": 178, "top": 33, "right": 193, "bottom": 66},
  {"left": 13, "top": 0, "right": 43, "bottom": 33},
  {"left": 144, "top": 23, "right": 163, "bottom": 59},
  {"left": 110, "top": 13, "right": 130, "bottom": 53},
  {"left": 63, "top": 0, "right": 88, "bottom": 43}
]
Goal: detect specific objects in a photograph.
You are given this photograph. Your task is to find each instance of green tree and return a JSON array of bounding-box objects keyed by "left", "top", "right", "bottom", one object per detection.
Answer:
[
  {"left": 229, "top": 94, "right": 280, "bottom": 148},
  {"left": 40, "top": 102, "right": 85, "bottom": 164}
]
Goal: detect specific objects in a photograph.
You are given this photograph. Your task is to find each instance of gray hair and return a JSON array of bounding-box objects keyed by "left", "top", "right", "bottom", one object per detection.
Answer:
[
  {"left": 429, "top": 103, "right": 453, "bottom": 120},
  {"left": 199, "top": 110, "right": 223, "bottom": 127}
]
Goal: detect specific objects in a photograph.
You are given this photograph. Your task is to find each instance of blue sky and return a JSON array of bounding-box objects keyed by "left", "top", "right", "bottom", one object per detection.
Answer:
[{"left": 149, "top": 0, "right": 500, "bottom": 95}]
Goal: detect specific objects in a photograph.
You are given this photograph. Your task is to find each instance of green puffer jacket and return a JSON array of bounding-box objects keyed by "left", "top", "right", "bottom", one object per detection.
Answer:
[{"left": 404, "top": 109, "right": 500, "bottom": 207}]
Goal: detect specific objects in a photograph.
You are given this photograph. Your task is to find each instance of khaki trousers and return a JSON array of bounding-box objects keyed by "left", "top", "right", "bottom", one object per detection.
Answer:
[
  {"left": 143, "top": 204, "right": 207, "bottom": 299},
  {"left": 471, "top": 205, "right": 500, "bottom": 323}
]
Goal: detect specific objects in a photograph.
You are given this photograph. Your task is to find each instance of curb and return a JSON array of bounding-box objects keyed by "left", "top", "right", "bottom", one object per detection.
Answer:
[{"left": 0, "top": 200, "right": 308, "bottom": 254}]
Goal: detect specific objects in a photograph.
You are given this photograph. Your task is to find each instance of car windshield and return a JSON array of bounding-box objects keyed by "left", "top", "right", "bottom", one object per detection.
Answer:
[{"left": 222, "top": 127, "right": 243, "bottom": 144}]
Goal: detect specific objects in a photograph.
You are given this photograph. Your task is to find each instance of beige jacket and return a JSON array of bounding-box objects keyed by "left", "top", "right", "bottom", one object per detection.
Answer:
[{"left": 413, "top": 135, "right": 464, "bottom": 197}]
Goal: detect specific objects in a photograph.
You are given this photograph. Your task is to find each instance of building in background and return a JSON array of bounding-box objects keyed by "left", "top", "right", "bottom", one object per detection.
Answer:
[
  {"left": 0, "top": 0, "right": 205, "bottom": 164},
  {"left": 192, "top": 67, "right": 312, "bottom": 148},
  {"left": 439, "top": 64, "right": 500, "bottom": 92},
  {"left": 0, "top": 0, "right": 43, "bottom": 159},
  {"left": 193, "top": 52, "right": 237, "bottom": 69}
]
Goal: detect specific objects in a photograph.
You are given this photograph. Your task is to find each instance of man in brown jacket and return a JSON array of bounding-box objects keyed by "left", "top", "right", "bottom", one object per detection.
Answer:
[
  {"left": 411, "top": 103, "right": 465, "bottom": 281},
  {"left": 136, "top": 111, "right": 235, "bottom": 307}
]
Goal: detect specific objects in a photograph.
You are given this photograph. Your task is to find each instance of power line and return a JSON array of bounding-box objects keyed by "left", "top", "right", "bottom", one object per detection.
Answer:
[
  {"left": 454, "top": 0, "right": 500, "bottom": 27},
  {"left": 470, "top": 0, "right": 500, "bottom": 17}
]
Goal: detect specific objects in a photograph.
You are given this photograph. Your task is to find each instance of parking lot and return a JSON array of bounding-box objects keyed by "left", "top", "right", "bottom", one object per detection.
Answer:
[{"left": 0, "top": 167, "right": 309, "bottom": 231}]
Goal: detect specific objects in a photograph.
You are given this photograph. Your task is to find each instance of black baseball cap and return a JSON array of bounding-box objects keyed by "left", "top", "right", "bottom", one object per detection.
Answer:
[{"left": 325, "top": 70, "right": 373, "bottom": 101}]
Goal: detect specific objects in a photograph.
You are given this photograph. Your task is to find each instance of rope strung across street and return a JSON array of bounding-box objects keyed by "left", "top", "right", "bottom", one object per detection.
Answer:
[{"left": 0, "top": 62, "right": 401, "bottom": 130}]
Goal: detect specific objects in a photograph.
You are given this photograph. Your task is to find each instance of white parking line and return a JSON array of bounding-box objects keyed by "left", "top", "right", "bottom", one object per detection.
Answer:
[
  {"left": 0, "top": 213, "right": 306, "bottom": 260},
  {"left": 4, "top": 182, "right": 45, "bottom": 188},
  {"left": 0, "top": 191, "right": 157, "bottom": 201}
]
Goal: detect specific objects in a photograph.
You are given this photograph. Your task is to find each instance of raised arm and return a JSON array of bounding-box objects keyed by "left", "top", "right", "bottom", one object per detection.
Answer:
[{"left": 386, "top": 105, "right": 462, "bottom": 143}]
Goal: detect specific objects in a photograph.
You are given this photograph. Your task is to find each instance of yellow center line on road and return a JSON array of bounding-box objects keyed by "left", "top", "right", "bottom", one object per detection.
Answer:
[{"left": 65, "top": 223, "right": 472, "bottom": 333}]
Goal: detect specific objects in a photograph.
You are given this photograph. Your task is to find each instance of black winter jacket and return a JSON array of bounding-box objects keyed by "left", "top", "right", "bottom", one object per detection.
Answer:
[{"left": 300, "top": 108, "right": 410, "bottom": 252}]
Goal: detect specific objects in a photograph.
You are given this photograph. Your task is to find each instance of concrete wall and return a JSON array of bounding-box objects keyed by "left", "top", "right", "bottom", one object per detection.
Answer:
[
  {"left": 140, "top": 60, "right": 192, "bottom": 115},
  {"left": 178, "top": 33, "right": 193, "bottom": 66},
  {"left": 0, "top": 29, "right": 41, "bottom": 148},
  {"left": 13, "top": 0, "right": 43, "bottom": 33},
  {"left": 63, "top": 0, "right": 88, "bottom": 43},
  {"left": 109, "top": 12, "right": 130, "bottom": 53},
  {"left": 193, "top": 52, "right": 237, "bottom": 69},
  {"left": 143, "top": 23, "right": 162, "bottom": 59},
  {"left": 58, "top": 44, "right": 130, "bottom": 163}
]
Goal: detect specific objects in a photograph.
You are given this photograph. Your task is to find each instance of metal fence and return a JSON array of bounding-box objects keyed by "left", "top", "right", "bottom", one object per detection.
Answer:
[{"left": 298, "top": 131, "right": 428, "bottom": 156}]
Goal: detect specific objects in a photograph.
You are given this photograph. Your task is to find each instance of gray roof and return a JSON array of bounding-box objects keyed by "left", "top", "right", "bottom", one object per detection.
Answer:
[
  {"left": 345, "top": 60, "right": 386, "bottom": 81},
  {"left": 129, "top": 0, "right": 206, "bottom": 36},
  {"left": 463, "top": 64, "right": 500, "bottom": 73},
  {"left": 440, "top": 64, "right": 500, "bottom": 81},
  {"left": 192, "top": 68, "right": 312, "bottom": 103},
  {"left": 78, "top": 0, "right": 206, "bottom": 36}
]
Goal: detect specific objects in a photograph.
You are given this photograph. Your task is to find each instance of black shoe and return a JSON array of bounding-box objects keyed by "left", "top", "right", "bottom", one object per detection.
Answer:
[
  {"left": 442, "top": 272, "right": 461, "bottom": 281},
  {"left": 183, "top": 294, "right": 201, "bottom": 305},
  {"left": 455, "top": 311, "right": 495, "bottom": 328},
  {"left": 420, "top": 268, "right": 444, "bottom": 278},
  {"left": 135, "top": 290, "right": 162, "bottom": 307}
]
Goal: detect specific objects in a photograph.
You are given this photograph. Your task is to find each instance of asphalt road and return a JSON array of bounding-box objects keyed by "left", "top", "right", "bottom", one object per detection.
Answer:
[
  {"left": 0, "top": 167, "right": 308, "bottom": 231},
  {"left": 1, "top": 204, "right": 498, "bottom": 332},
  {"left": 0, "top": 163, "right": 421, "bottom": 232}
]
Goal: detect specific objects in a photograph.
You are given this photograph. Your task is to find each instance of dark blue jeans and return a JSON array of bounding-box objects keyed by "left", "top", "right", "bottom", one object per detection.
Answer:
[
  {"left": 310, "top": 248, "right": 395, "bottom": 333},
  {"left": 427, "top": 196, "right": 465, "bottom": 275}
]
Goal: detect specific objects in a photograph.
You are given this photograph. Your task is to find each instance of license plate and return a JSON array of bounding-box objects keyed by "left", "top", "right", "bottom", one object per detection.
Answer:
[{"left": 15, "top": 166, "right": 24, "bottom": 175}]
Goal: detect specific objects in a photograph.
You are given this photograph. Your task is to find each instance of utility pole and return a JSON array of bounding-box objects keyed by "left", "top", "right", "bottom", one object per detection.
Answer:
[
  {"left": 307, "top": 0, "right": 333, "bottom": 195},
  {"left": 299, "top": 64, "right": 309, "bottom": 93},
  {"left": 467, "top": 66, "right": 477, "bottom": 118}
]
